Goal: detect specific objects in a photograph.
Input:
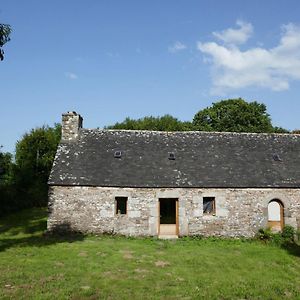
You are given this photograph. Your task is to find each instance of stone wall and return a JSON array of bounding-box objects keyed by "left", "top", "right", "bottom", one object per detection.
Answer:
[{"left": 48, "top": 186, "right": 300, "bottom": 237}]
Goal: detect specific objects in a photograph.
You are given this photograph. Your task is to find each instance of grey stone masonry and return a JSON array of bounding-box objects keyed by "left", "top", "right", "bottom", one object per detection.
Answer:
[
  {"left": 47, "top": 186, "right": 300, "bottom": 237},
  {"left": 61, "top": 112, "right": 83, "bottom": 141}
]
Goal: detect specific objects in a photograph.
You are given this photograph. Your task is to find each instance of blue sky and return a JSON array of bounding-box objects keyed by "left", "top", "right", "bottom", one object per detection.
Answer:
[{"left": 1, "top": 0, "right": 300, "bottom": 153}]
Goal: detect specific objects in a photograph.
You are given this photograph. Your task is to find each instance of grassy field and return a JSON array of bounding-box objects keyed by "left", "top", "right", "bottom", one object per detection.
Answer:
[{"left": 0, "top": 208, "right": 299, "bottom": 299}]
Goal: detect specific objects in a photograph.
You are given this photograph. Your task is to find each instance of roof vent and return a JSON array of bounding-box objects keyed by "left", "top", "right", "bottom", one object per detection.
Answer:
[
  {"left": 272, "top": 154, "right": 282, "bottom": 162},
  {"left": 168, "top": 152, "right": 176, "bottom": 160},
  {"left": 114, "top": 150, "right": 122, "bottom": 158}
]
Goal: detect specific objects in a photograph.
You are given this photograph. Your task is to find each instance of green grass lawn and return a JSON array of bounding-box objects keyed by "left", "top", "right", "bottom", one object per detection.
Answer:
[{"left": 0, "top": 208, "right": 299, "bottom": 299}]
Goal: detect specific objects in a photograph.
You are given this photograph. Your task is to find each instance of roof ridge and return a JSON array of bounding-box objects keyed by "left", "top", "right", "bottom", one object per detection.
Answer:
[{"left": 81, "top": 128, "right": 297, "bottom": 137}]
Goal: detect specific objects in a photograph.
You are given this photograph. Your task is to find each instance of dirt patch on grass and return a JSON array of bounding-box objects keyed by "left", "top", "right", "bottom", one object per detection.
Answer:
[
  {"left": 78, "top": 251, "right": 88, "bottom": 257},
  {"left": 39, "top": 274, "right": 65, "bottom": 285},
  {"left": 120, "top": 249, "right": 134, "bottom": 259},
  {"left": 134, "top": 268, "right": 149, "bottom": 274},
  {"left": 102, "top": 270, "right": 127, "bottom": 280},
  {"left": 176, "top": 277, "right": 185, "bottom": 282},
  {"left": 4, "top": 284, "right": 14, "bottom": 289},
  {"left": 154, "top": 260, "right": 170, "bottom": 267},
  {"left": 80, "top": 285, "right": 91, "bottom": 290}
]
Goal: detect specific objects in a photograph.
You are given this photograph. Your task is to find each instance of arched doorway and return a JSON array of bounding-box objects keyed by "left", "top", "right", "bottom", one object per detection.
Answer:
[{"left": 267, "top": 199, "right": 284, "bottom": 232}]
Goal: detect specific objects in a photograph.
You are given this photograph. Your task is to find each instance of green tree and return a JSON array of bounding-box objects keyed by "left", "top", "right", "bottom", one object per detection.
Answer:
[
  {"left": 1, "top": 123, "right": 62, "bottom": 215},
  {"left": 12, "top": 123, "right": 61, "bottom": 208},
  {"left": 0, "top": 147, "right": 15, "bottom": 216},
  {"left": 273, "top": 126, "right": 290, "bottom": 133},
  {"left": 0, "top": 147, "right": 13, "bottom": 185},
  {"left": 107, "top": 115, "right": 193, "bottom": 131},
  {"left": 0, "top": 23, "right": 12, "bottom": 61},
  {"left": 192, "top": 98, "right": 284, "bottom": 133},
  {"left": 15, "top": 124, "right": 61, "bottom": 182}
]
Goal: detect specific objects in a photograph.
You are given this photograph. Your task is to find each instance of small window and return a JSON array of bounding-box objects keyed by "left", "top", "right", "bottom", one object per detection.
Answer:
[
  {"left": 115, "top": 197, "right": 127, "bottom": 214},
  {"left": 114, "top": 151, "right": 122, "bottom": 158},
  {"left": 168, "top": 152, "right": 175, "bottom": 160},
  {"left": 203, "top": 197, "right": 216, "bottom": 215}
]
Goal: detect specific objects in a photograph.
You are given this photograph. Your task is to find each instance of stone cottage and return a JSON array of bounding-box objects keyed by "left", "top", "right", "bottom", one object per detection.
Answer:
[{"left": 47, "top": 111, "right": 300, "bottom": 237}]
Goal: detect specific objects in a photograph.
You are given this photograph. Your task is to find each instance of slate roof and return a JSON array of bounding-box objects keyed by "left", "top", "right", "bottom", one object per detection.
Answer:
[{"left": 48, "top": 129, "right": 300, "bottom": 188}]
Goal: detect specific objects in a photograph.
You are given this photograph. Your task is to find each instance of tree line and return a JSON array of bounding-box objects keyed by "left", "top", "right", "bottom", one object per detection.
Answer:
[
  {"left": 108, "top": 98, "right": 288, "bottom": 133},
  {"left": 0, "top": 125, "right": 61, "bottom": 215},
  {"left": 0, "top": 99, "right": 298, "bottom": 215}
]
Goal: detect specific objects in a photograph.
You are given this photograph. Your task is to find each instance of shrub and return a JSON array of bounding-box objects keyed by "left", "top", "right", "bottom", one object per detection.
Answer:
[
  {"left": 257, "top": 226, "right": 296, "bottom": 245},
  {"left": 257, "top": 228, "right": 272, "bottom": 241},
  {"left": 282, "top": 225, "right": 295, "bottom": 243}
]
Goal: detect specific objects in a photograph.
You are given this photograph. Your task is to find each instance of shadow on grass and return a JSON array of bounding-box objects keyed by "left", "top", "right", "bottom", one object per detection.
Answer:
[
  {"left": 0, "top": 222, "right": 84, "bottom": 252},
  {"left": 282, "top": 242, "right": 300, "bottom": 257},
  {"left": 0, "top": 208, "right": 47, "bottom": 235}
]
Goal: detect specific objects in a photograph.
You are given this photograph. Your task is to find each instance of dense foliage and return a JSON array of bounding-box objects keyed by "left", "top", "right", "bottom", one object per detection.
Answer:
[
  {"left": 107, "top": 115, "right": 193, "bottom": 131},
  {"left": 0, "top": 23, "right": 12, "bottom": 61},
  {"left": 193, "top": 98, "right": 288, "bottom": 133},
  {"left": 257, "top": 225, "right": 297, "bottom": 245},
  {"left": 0, "top": 149, "right": 13, "bottom": 183},
  {"left": 0, "top": 124, "right": 61, "bottom": 215},
  {"left": 108, "top": 98, "right": 289, "bottom": 133}
]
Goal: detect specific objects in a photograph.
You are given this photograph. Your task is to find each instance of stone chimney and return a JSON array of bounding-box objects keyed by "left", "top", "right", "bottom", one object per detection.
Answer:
[{"left": 61, "top": 111, "right": 83, "bottom": 141}]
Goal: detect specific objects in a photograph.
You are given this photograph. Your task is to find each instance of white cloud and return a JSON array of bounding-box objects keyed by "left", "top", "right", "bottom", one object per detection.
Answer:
[
  {"left": 65, "top": 72, "right": 78, "bottom": 80},
  {"left": 168, "top": 41, "right": 187, "bottom": 53},
  {"left": 212, "top": 20, "right": 253, "bottom": 45},
  {"left": 197, "top": 22, "right": 300, "bottom": 94}
]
